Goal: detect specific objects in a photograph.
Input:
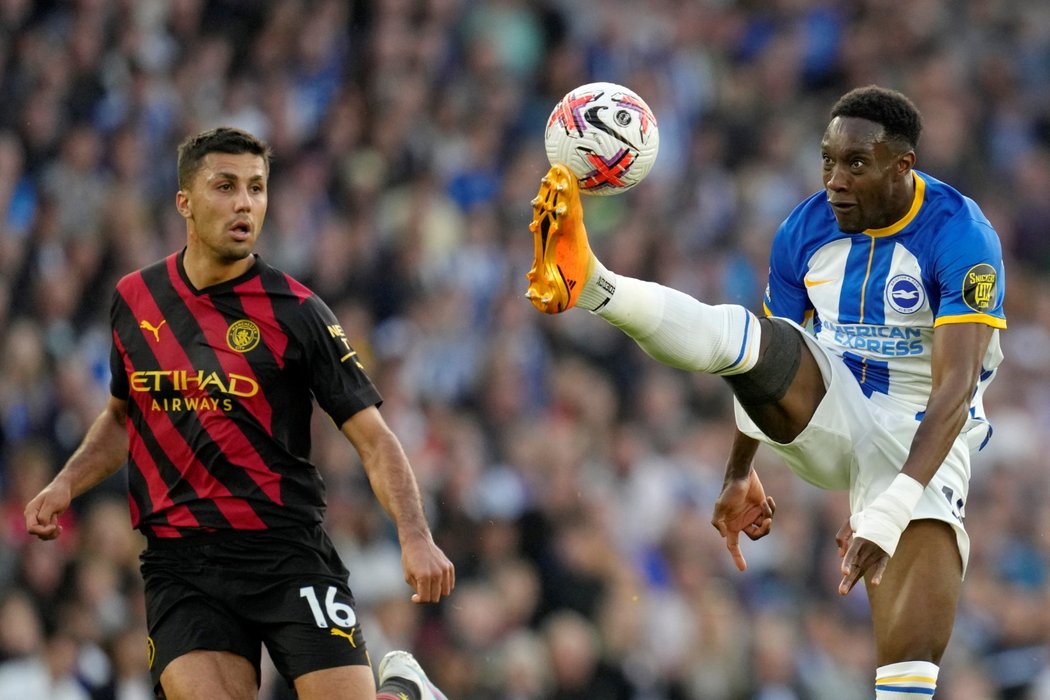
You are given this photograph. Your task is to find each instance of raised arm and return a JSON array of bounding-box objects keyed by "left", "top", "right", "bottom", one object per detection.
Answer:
[{"left": 340, "top": 406, "right": 455, "bottom": 603}]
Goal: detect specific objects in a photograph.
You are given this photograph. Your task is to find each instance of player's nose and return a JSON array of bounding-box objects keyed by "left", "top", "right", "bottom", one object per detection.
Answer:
[
  {"left": 233, "top": 185, "right": 253, "bottom": 211},
  {"left": 824, "top": 164, "right": 851, "bottom": 192}
]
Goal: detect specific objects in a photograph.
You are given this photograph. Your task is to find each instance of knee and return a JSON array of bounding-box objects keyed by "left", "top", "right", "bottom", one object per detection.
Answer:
[
  {"left": 723, "top": 317, "right": 803, "bottom": 407},
  {"left": 161, "top": 651, "right": 258, "bottom": 699}
]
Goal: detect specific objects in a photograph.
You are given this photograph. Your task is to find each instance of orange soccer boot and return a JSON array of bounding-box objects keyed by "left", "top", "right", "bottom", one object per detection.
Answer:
[{"left": 525, "top": 164, "right": 595, "bottom": 313}]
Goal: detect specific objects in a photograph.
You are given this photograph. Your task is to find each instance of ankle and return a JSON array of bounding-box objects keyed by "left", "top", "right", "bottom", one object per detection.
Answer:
[{"left": 578, "top": 257, "right": 615, "bottom": 311}]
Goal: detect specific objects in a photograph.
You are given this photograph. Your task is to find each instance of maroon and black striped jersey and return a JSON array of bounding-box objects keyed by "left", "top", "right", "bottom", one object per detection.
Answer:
[{"left": 109, "top": 250, "right": 382, "bottom": 538}]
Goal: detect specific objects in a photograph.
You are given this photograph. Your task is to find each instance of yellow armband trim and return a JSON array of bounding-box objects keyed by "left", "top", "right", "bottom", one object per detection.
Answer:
[{"left": 934, "top": 314, "right": 1006, "bottom": 329}]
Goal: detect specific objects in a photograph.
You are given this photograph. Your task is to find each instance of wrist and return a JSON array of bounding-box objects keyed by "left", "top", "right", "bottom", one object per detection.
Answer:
[
  {"left": 850, "top": 473, "right": 924, "bottom": 557},
  {"left": 397, "top": 524, "right": 433, "bottom": 546},
  {"left": 723, "top": 464, "right": 754, "bottom": 487},
  {"left": 49, "top": 472, "right": 76, "bottom": 496}
]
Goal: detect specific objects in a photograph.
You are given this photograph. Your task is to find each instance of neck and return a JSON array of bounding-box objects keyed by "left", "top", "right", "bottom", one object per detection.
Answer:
[
  {"left": 182, "top": 247, "right": 255, "bottom": 289},
  {"left": 895, "top": 170, "right": 916, "bottom": 217}
]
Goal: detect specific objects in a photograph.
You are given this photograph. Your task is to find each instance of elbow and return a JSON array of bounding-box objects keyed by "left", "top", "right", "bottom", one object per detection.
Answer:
[
  {"left": 107, "top": 397, "right": 129, "bottom": 425},
  {"left": 941, "top": 391, "right": 974, "bottom": 436},
  {"left": 924, "top": 386, "right": 974, "bottom": 438}
]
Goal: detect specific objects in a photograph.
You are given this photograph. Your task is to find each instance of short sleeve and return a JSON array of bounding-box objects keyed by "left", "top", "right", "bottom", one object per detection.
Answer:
[
  {"left": 295, "top": 293, "right": 383, "bottom": 426},
  {"left": 932, "top": 214, "right": 1007, "bottom": 329},
  {"left": 109, "top": 290, "right": 129, "bottom": 399},
  {"left": 763, "top": 217, "right": 813, "bottom": 324}
]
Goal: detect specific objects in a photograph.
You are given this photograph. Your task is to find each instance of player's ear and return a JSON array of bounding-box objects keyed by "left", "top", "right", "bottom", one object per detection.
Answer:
[
  {"left": 897, "top": 149, "right": 916, "bottom": 176},
  {"left": 175, "top": 190, "right": 191, "bottom": 219}
]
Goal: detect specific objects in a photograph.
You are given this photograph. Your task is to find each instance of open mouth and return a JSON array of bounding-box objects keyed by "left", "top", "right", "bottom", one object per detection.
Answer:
[
  {"left": 828, "top": 199, "right": 856, "bottom": 212},
  {"left": 229, "top": 222, "right": 252, "bottom": 238}
]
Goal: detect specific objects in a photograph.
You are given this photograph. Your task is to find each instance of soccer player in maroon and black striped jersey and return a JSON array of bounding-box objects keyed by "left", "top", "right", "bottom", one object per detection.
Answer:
[{"left": 25, "top": 127, "right": 452, "bottom": 700}]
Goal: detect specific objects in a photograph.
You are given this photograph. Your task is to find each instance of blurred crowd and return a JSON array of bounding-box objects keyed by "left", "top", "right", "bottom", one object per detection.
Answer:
[{"left": 0, "top": 0, "right": 1048, "bottom": 698}]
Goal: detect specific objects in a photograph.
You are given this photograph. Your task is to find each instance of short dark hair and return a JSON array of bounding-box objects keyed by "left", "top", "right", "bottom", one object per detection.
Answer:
[
  {"left": 830, "top": 86, "right": 922, "bottom": 150},
  {"left": 176, "top": 127, "right": 272, "bottom": 189}
]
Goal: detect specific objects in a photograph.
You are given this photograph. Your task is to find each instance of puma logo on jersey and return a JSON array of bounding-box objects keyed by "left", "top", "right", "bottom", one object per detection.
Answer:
[
  {"left": 139, "top": 319, "right": 167, "bottom": 342},
  {"left": 330, "top": 628, "right": 357, "bottom": 647}
]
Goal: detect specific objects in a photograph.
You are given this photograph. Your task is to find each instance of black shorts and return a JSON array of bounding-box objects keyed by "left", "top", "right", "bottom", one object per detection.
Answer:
[{"left": 140, "top": 524, "right": 370, "bottom": 694}]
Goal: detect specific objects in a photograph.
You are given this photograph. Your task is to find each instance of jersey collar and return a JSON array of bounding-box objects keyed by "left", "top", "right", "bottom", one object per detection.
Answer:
[
  {"left": 863, "top": 172, "right": 925, "bottom": 238},
  {"left": 176, "top": 248, "right": 262, "bottom": 295}
]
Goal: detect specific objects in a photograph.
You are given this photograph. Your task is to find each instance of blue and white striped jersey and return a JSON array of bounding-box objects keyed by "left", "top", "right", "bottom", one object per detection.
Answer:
[{"left": 763, "top": 171, "right": 1006, "bottom": 448}]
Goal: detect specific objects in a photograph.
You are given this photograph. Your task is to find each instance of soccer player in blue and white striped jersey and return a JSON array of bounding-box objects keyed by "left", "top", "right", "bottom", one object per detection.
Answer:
[{"left": 527, "top": 85, "right": 1005, "bottom": 698}]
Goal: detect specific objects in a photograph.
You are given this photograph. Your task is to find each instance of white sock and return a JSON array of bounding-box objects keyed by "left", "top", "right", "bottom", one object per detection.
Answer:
[
  {"left": 579, "top": 259, "right": 761, "bottom": 376},
  {"left": 875, "top": 661, "right": 939, "bottom": 698}
]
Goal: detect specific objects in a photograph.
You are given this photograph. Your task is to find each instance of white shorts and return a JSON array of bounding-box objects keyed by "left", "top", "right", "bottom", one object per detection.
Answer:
[{"left": 733, "top": 320, "right": 971, "bottom": 570}]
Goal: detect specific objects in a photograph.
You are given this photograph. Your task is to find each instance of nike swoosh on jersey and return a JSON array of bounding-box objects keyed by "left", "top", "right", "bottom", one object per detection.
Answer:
[{"left": 804, "top": 277, "right": 836, "bottom": 287}]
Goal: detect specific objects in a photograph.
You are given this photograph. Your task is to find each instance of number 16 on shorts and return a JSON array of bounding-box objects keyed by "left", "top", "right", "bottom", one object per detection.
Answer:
[{"left": 300, "top": 585, "right": 358, "bottom": 628}]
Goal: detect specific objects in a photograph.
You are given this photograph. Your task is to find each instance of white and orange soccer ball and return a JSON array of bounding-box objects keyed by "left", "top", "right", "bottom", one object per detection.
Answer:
[{"left": 544, "top": 81, "right": 660, "bottom": 196}]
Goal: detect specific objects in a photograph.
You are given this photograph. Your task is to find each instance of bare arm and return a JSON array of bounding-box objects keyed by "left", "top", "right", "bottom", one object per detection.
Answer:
[
  {"left": 900, "top": 322, "right": 993, "bottom": 485},
  {"left": 340, "top": 406, "right": 455, "bottom": 603},
  {"left": 25, "top": 396, "right": 129, "bottom": 540},
  {"left": 839, "top": 322, "right": 993, "bottom": 593},
  {"left": 723, "top": 428, "right": 761, "bottom": 482},
  {"left": 711, "top": 428, "right": 775, "bottom": 571}
]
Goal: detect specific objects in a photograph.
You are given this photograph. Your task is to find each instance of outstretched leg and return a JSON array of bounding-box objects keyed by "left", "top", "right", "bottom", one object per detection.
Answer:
[{"left": 526, "top": 164, "right": 825, "bottom": 442}]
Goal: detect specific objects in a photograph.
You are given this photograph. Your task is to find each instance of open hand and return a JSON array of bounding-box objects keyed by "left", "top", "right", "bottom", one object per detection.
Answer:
[{"left": 711, "top": 468, "right": 775, "bottom": 572}]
